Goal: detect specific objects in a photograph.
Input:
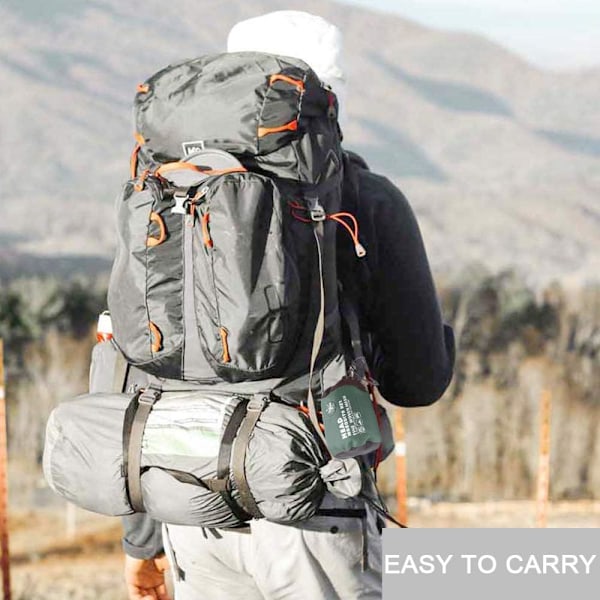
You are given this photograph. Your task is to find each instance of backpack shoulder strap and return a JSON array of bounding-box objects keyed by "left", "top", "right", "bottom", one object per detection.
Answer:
[{"left": 338, "top": 286, "right": 369, "bottom": 380}]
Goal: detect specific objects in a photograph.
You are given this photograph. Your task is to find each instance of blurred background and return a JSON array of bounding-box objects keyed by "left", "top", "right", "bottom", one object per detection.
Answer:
[{"left": 1, "top": 0, "right": 599, "bottom": 597}]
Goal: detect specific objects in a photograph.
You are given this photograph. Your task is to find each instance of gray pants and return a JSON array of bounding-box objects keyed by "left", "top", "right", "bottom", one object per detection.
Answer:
[{"left": 163, "top": 496, "right": 383, "bottom": 600}]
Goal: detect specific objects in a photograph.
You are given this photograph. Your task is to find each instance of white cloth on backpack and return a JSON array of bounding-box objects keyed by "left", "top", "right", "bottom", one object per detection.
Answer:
[{"left": 226, "top": 10, "right": 347, "bottom": 127}]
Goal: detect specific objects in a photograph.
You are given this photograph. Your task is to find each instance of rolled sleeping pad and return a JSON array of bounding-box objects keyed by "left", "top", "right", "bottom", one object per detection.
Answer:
[{"left": 43, "top": 390, "right": 329, "bottom": 528}]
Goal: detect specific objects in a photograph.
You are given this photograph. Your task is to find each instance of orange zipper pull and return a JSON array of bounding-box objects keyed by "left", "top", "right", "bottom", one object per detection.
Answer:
[
  {"left": 219, "top": 327, "right": 231, "bottom": 363},
  {"left": 201, "top": 212, "right": 213, "bottom": 248}
]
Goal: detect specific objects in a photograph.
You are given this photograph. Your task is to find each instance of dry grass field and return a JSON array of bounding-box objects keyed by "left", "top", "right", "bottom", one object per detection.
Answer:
[{"left": 7, "top": 501, "right": 600, "bottom": 599}]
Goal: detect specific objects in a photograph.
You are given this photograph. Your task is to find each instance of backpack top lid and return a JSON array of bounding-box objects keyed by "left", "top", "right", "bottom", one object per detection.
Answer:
[{"left": 133, "top": 52, "right": 340, "bottom": 184}]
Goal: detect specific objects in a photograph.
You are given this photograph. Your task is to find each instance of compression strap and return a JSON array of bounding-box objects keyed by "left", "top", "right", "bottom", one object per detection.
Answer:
[
  {"left": 230, "top": 395, "right": 268, "bottom": 519},
  {"left": 306, "top": 221, "right": 330, "bottom": 450},
  {"left": 211, "top": 398, "right": 254, "bottom": 523},
  {"left": 123, "top": 385, "right": 162, "bottom": 513}
]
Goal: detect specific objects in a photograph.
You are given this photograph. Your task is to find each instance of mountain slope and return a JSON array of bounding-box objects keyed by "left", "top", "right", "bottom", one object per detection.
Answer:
[{"left": 1, "top": 0, "right": 599, "bottom": 285}]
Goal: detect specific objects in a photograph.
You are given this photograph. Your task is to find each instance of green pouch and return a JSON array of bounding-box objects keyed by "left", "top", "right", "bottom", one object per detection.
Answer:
[{"left": 321, "top": 377, "right": 382, "bottom": 458}]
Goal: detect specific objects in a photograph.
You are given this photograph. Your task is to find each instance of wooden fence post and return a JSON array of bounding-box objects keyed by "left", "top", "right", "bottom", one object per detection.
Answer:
[
  {"left": 535, "top": 389, "right": 552, "bottom": 528},
  {"left": 394, "top": 408, "right": 408, "bottom": 526},
  {"left": 0, "top": 340, "right": 11, "bottom": 599}
]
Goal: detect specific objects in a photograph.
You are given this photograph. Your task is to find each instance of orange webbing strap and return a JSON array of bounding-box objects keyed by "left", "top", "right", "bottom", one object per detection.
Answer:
[
  {"left": 130, "top": 132, "right": 146, "bottom": 179},
  {"left": 204, "top": 166, "right": 247, "bottom": 176},
  {"left": 146, "top": 212, "right": 167, "bottom": 248},
  {"left": 219, "top": 327, "right": 231, "bottom": 363},
  {"left": 269, "top": 73, "right": 305, "bottom": 91},
  {"left": 258, "top": 119, "right": 298, "bottom": 138},
  {"left": 130, "top": 145, "right": 141, "bottom": 179},
  {"left": 155, "top": 162, "right": 204, "bottom": 177},
  {"left": 155, "top": 162, "right": 247, "bottom": 178},
  {"left": 259, "top": 72, "right": 305, "bottom": 139},
  {"left": 149, "top": 321, "right": 163, "bottom": 353}
]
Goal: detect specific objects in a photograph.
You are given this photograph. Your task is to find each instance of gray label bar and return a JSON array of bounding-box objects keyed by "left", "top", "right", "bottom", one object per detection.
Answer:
[{"left": 383, "top": 528, "right": 600, "bottom": 600}]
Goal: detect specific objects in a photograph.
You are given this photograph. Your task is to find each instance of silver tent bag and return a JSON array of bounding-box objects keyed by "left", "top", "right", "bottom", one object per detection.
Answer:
[{"left": 43, "top": 388, "right": 332, "bottom": 528}]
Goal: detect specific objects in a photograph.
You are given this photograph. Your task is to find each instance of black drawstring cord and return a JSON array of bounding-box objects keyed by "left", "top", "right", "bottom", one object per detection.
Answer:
[{"left": 359, "top": 493, "right": 408, "bottom": 529}]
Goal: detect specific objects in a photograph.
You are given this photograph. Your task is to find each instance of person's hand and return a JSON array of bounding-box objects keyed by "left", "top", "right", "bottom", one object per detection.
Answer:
[{"left": 124, "top": 553, "right": 172, "bottom": 600}]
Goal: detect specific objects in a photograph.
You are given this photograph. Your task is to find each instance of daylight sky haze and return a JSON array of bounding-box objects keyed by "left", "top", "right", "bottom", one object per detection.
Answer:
[{"left": 340, "top": 0, "right": 600, "bottom": 71}]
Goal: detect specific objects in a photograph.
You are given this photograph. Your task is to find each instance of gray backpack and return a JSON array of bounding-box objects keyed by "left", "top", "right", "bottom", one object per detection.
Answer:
[
  {"left": 108, "top": 52, "right": 348, "bottom": 384},
  {"left": 43, "top": 53, "right": 397, "bottom": 529}
]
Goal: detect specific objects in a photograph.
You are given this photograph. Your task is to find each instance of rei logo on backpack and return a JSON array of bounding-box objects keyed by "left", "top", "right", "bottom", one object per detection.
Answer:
[{"left": 108, "top": 52, "right": 347, "bottom": 383}]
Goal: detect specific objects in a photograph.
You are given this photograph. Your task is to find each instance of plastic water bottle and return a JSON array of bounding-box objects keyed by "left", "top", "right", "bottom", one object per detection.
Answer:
[{"left": 96, "top": 311, "right": 113, "bottom": 343}]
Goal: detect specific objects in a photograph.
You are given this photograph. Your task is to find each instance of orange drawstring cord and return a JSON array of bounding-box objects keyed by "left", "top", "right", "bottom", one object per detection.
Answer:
[
  {"left": 327, "top": 212, "right": 366, "bottom": 257},
  {"left": 288, "top": 202, "right": 366, "bottom": 257}
]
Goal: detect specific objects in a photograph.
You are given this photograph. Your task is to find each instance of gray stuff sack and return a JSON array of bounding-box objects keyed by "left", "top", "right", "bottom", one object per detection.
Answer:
[{"left": 42, "top": 390, "right": 360, "bottom": 528}]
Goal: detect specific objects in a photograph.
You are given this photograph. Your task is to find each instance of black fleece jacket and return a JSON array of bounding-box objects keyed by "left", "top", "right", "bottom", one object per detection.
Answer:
[
  {"left": 121, "top": 155, "right": 455, "bottom": 558},
  {"left": 339, "top": 153, "right": 455, "bottom": 406}
]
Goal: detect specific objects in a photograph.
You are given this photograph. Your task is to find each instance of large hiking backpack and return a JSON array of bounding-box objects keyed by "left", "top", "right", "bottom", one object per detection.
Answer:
[
  {"left": 43, "top": 53, "right": 397, "bottom": 528},
  {"left": 107, "top": 52, "right": 348, "bottom": 383}
]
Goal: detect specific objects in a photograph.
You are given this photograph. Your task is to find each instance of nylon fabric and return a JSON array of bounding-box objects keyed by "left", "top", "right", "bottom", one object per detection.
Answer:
[
  {"left": 89, "top": 341, "right": 119, "bottom": 393},
  {"left": 108, "top": 182, "right": 160, "bottom": 364},
  {"left": 193, "top": 174, "right": 302, "bottom": 380},
  {"left": 108, "top": 52, "right": 344, "bottom": 388},
  {"left": 43, "top": 390, "right": 332, "bottom": 527},
  {"left": 307, "top": 222, "right": 329, "bottom": 449},
  {"left": 135, "top": 53, "right": 334, "bottom": 177}
]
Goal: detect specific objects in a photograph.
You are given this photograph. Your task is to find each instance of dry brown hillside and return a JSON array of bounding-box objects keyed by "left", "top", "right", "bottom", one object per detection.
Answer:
[{"left": 0, "top": 0, "right": 599, "bottom": 285}]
